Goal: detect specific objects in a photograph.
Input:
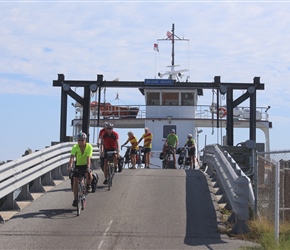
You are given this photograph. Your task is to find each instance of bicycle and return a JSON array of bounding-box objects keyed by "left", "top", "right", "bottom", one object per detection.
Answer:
[
  {"left": 121, "top": 145, "right": 143, "bottom": 169},
  {"left": 178, "top": 146, "right": 191, "bottom": 170},
  {"left": 74, "top": 169, "right": 87, "bottom": 216},
  {"left": 162, "top": 145, "right": 175, "bottom": 169},
  {"left": 105, "top": 151, "right": 117, "bottom": 191},
  {"left": 136, "top": 146, "right": 144, "bottom": 169},
  {"left": 122, "top": 146, "right": 132, "bottom": 169}
]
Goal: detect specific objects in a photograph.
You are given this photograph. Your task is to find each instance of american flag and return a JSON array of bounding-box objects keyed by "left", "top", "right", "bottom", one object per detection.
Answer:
[
  {"left": 153, "top": 43, "right": 159, "bottom": 52},
  {"left": 166, "top": 31, "right": 172, "bottom": 40}
]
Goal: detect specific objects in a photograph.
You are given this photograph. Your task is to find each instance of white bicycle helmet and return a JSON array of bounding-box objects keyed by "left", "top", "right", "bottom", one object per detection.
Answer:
[
  {"left": 77, "top": 131, "right": 87, "bottom": 140},
  {"left": 106, "top": 123, "right": 114, "bottom": 129}
]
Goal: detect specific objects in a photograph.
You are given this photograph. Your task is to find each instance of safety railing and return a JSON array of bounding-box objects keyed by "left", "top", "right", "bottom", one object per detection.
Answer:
[
  {"left": 203, "top": 144, "right": 255, "bottom": 234},
  {"left": 0, "top": 142, "right": 100, "bottom": 222},
  {"left": 75, "top": 104, "right": 270, "bottom": 121}
]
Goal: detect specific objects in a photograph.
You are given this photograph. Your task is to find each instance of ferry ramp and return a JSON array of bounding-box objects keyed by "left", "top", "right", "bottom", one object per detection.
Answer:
[{"left": 0, "top": 167, "right": 259, "bottom": 249}]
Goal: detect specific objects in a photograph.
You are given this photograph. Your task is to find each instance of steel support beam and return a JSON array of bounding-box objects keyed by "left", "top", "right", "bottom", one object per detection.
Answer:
[{"left": 53, "top": 74, "right": 265, "bottom": 147}]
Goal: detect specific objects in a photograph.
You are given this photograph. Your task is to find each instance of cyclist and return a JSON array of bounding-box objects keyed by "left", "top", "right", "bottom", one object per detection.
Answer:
[
  {"left": 137, "top": 127, "right": 153, "bottom": 168},
  {"left": 184, "top": 134, "right": 196, "bottom": 170},
  {"left": 162, "top": 129, "right": 179, "bottom": 168},
  {"left": 97, "top": 122, "right": 108, "bottom": 147},
  {"left": 97, "top": 122, "right": 108, "bottom": 172},
  {"left": 121, "top": 131, "right": 139, "bottom": 169},
  {"left": 68, "top": 131, "right": 93, "bottom": 207},
  {"left": 100, "top": 123, "right": 120, "bottom": 184}
]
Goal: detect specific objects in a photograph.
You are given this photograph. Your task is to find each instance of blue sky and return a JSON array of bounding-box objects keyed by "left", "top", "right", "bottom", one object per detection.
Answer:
[{"left": 1, "top": 1, "right": 290, "bottom": 161}]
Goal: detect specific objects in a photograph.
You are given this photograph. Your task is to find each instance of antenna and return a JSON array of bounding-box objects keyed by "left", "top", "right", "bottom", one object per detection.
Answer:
[
  {"left": 157, "top": 23, "right": 189, "bottom": 68},
  {"left": 157, "top": 23, "right": 189, "bottom": 81}
]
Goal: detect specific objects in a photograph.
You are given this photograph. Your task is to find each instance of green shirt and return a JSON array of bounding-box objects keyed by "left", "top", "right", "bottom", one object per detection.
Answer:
[
  {"left": 185, "top": 139, "right": 195, "bottom": 147},
  {"left": 166, "top": 134, "right": 178, "bottom": 147},
  {"left": 71, "top": 143, "right": 93, "bottom": 165}
]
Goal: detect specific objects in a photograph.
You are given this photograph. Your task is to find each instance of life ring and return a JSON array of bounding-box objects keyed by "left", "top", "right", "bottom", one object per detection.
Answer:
[{"left": 218, "top": 107, "right": 227, "bottom": 118}]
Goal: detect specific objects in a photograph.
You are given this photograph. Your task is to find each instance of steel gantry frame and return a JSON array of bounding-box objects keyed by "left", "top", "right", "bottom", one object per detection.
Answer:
[{"left": 53, "top": 74, "right": 264, "bottom": 145}]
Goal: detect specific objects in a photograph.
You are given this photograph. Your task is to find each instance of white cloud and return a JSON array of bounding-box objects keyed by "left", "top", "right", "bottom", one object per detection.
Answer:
[{"left": 1, "top": 1, "right": 290, "bottom": 160}]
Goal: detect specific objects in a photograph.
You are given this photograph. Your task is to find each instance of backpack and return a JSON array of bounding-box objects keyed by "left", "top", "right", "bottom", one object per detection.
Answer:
[
  {"left": 118, "top": 156, "right": 124, "bottom": 173},
  {"left": 91, "top": 173, "right": 98, "bottom": 193}
]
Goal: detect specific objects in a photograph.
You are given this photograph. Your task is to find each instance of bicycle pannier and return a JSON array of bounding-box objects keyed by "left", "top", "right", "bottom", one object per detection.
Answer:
[
  {"left": 118, "top": 155, "right": 124, "bottom": 173},
  {"left": 91, "top": 173, "right": 99, "bottom": 193},
  {"left": 178, "top": 156, "right": 184, "bottom": 165}
]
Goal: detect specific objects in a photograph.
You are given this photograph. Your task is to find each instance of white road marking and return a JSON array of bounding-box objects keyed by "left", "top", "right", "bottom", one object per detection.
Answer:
[{"left": 98, "top": 220, "right": 113, "bottom": 249}]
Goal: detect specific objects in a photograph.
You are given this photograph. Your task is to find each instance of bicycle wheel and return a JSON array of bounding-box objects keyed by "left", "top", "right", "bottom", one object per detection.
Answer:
[
  {"left": 162, "top": 159, "right": 167, "bottom": 169},
  {"left": 108, "top": 163, "right": 111, "bottom": 191},
  {"left": 137, "top": 160, "right": 142, "bottom": 169},
  {"left": 81, "top": 197, "right": 86, "bottom": 210},
  {"left": 124, "top": 161, "right": 132, "bottom": 169},
  {"left": 77, "top": 182, "right": 82, "bottom": 216},
  {"left": 81, "top": 178, "right": 86, "bottom": 210},
  {"left": 111, "top": 165, "right": 115, "bottom": 183}
]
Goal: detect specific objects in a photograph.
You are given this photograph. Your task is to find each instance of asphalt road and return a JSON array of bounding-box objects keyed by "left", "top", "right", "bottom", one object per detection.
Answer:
[{"left": 0, "top": 169, "right": 259, "bottom": 249}]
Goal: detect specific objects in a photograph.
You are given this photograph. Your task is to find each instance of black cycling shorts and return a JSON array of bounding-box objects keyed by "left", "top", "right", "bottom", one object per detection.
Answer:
[
  {"left": 73, "top": 165, "right": 87, "bottom": 178},
  {"left": 130, "top": 149, "right": 137, "bottom": 155},
  {"left": 188, "top": 147, "right": 196, "bottom": 156},
  {"left": 144, "top": 148, "right": 151, "bottom": 154},
  {"left": 104, "top": 149, "right": 117, "bottom": 160}
]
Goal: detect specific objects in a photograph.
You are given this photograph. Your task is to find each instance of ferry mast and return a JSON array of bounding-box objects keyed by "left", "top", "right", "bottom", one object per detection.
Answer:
[
  {"left": 158, "top": 24, "right": 189, "bottom": 66},
  {"left": 157, "top": 23, "right": 189, "bottom": 80}
]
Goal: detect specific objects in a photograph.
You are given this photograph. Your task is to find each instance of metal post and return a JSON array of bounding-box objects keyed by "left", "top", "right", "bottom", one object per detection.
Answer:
[
  {"left": 275, "top": 160, "right": 280, "bottom": 242},
  {"left": 253, "top": 149, "right": 258, "bottom": 216},
  {"left": 60, "top": 87, "right": 68, "bottom": 142}
]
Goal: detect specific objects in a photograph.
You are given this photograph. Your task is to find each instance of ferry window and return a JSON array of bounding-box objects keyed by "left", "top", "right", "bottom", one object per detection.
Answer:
[
  {"left": 163, "top": 125, "right": 177, "bottom": 138},
  {"left": 146, "top": 92, "right": 160, "bottom": 105},
  {"left": 162, "top": 92, "right": 179, "bottom": 105},
  {"left": 181, "top": 93, "right": 194, "bottom": 106}
]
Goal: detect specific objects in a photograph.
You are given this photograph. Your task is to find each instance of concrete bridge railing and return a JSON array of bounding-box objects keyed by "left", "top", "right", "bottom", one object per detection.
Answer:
[
  {"left": 0, "top": 142, "right": 100, "bottom": 222},
  {"left": 203, "top": 144, "right": 255, "bottom": 234}
]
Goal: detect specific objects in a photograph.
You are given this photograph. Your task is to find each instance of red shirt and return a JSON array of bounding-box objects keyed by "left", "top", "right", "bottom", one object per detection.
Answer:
[
  {"left": 103, "top": 130, "right": 119, "bottom": 149},
  {"left": 99, "top": 128, "right": 106, "bottom": 139}
]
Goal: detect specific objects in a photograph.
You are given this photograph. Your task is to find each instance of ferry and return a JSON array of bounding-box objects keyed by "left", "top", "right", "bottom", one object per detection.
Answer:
[{"left": 71, "top": 24, "right": 272, "bottom": 169}]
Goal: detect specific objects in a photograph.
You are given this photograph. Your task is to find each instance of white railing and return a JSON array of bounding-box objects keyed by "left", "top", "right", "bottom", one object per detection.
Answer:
[
  {"left": 203, "top": 144, "right": 255, "bottom": 234},
  {"left": 0, "top": 142, "right": 100, "bottom": 222},
  {"left": 75, "top": 104, "right": 270, "bottom": 121}
]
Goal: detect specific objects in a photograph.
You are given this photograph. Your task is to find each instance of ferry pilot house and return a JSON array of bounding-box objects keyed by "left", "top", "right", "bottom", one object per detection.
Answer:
[{"left": 146, "top": 91, "right": 195, "bottom": 106}]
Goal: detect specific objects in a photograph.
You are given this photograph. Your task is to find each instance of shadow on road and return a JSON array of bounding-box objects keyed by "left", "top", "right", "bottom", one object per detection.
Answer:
[
  {"left": 184, "top": 170, "right": 227, "bottom": 247},
  {"left": 10, "top": 209, "right": 77, "bottom": 220}
]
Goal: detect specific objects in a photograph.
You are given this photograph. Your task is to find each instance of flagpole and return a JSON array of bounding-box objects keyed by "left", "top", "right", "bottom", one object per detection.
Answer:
[{"left": 154, "top": 49, "right": 156, "bottom": 79}]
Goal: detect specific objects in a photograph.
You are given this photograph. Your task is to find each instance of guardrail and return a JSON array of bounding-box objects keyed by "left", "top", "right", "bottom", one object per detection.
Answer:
[
  {"left": 203, "top": 144, "right": 255, "bottom": 234},
  {"left": 75, "top": 104, "right": 270, "bottom": 121},
  {"left": 0, "top": 142, "right": 100, "bottom": 222}
]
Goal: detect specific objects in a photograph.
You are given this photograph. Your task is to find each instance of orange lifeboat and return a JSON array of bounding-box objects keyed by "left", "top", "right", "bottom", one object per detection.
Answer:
[{"left": 90, "top": 102, "right": 139, "bottom": 118}]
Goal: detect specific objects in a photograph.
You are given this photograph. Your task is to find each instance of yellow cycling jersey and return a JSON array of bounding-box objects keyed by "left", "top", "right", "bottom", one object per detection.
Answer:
[
  {"left": 71, "top": 143, "right": 93, "bottom": 166},
  {"left": 141, "top": 132, "right": 153, "bottom": 148},
  {"left": 129, "top": 136, "right": 139, "bottom": 150}
]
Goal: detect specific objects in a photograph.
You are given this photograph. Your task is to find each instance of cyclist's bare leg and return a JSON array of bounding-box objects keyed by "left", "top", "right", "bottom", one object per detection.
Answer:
[
  {"left": 85, "top": 172, "right": 92, "bottom": 185},
  {"left": 104, "top": 159, "right": 108, "bottom": 179},
  {"left": 146, "top": 151, "right": 151, "bottom": 168},
  {"left": 189, "top": 155, "right": 193, "bottom": 169},
  {"left": 173, "top": 153, "right": 177, "bottom": 169},
  {"left": 130, "top": 154, "right": 136, "bottom": 168},
  {"left": 113, "top": 153, "right": 118, "bottom": 169}
]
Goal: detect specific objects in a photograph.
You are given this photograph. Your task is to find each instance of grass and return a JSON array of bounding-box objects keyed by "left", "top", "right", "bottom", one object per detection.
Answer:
[{"left": 227, "top": 216, "right": 290, "bottom": 250}]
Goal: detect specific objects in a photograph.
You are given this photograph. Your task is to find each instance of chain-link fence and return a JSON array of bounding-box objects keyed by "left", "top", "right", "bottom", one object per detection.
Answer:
[{"left": 256, "top": 150, "right": 290, "bottom": 240}]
